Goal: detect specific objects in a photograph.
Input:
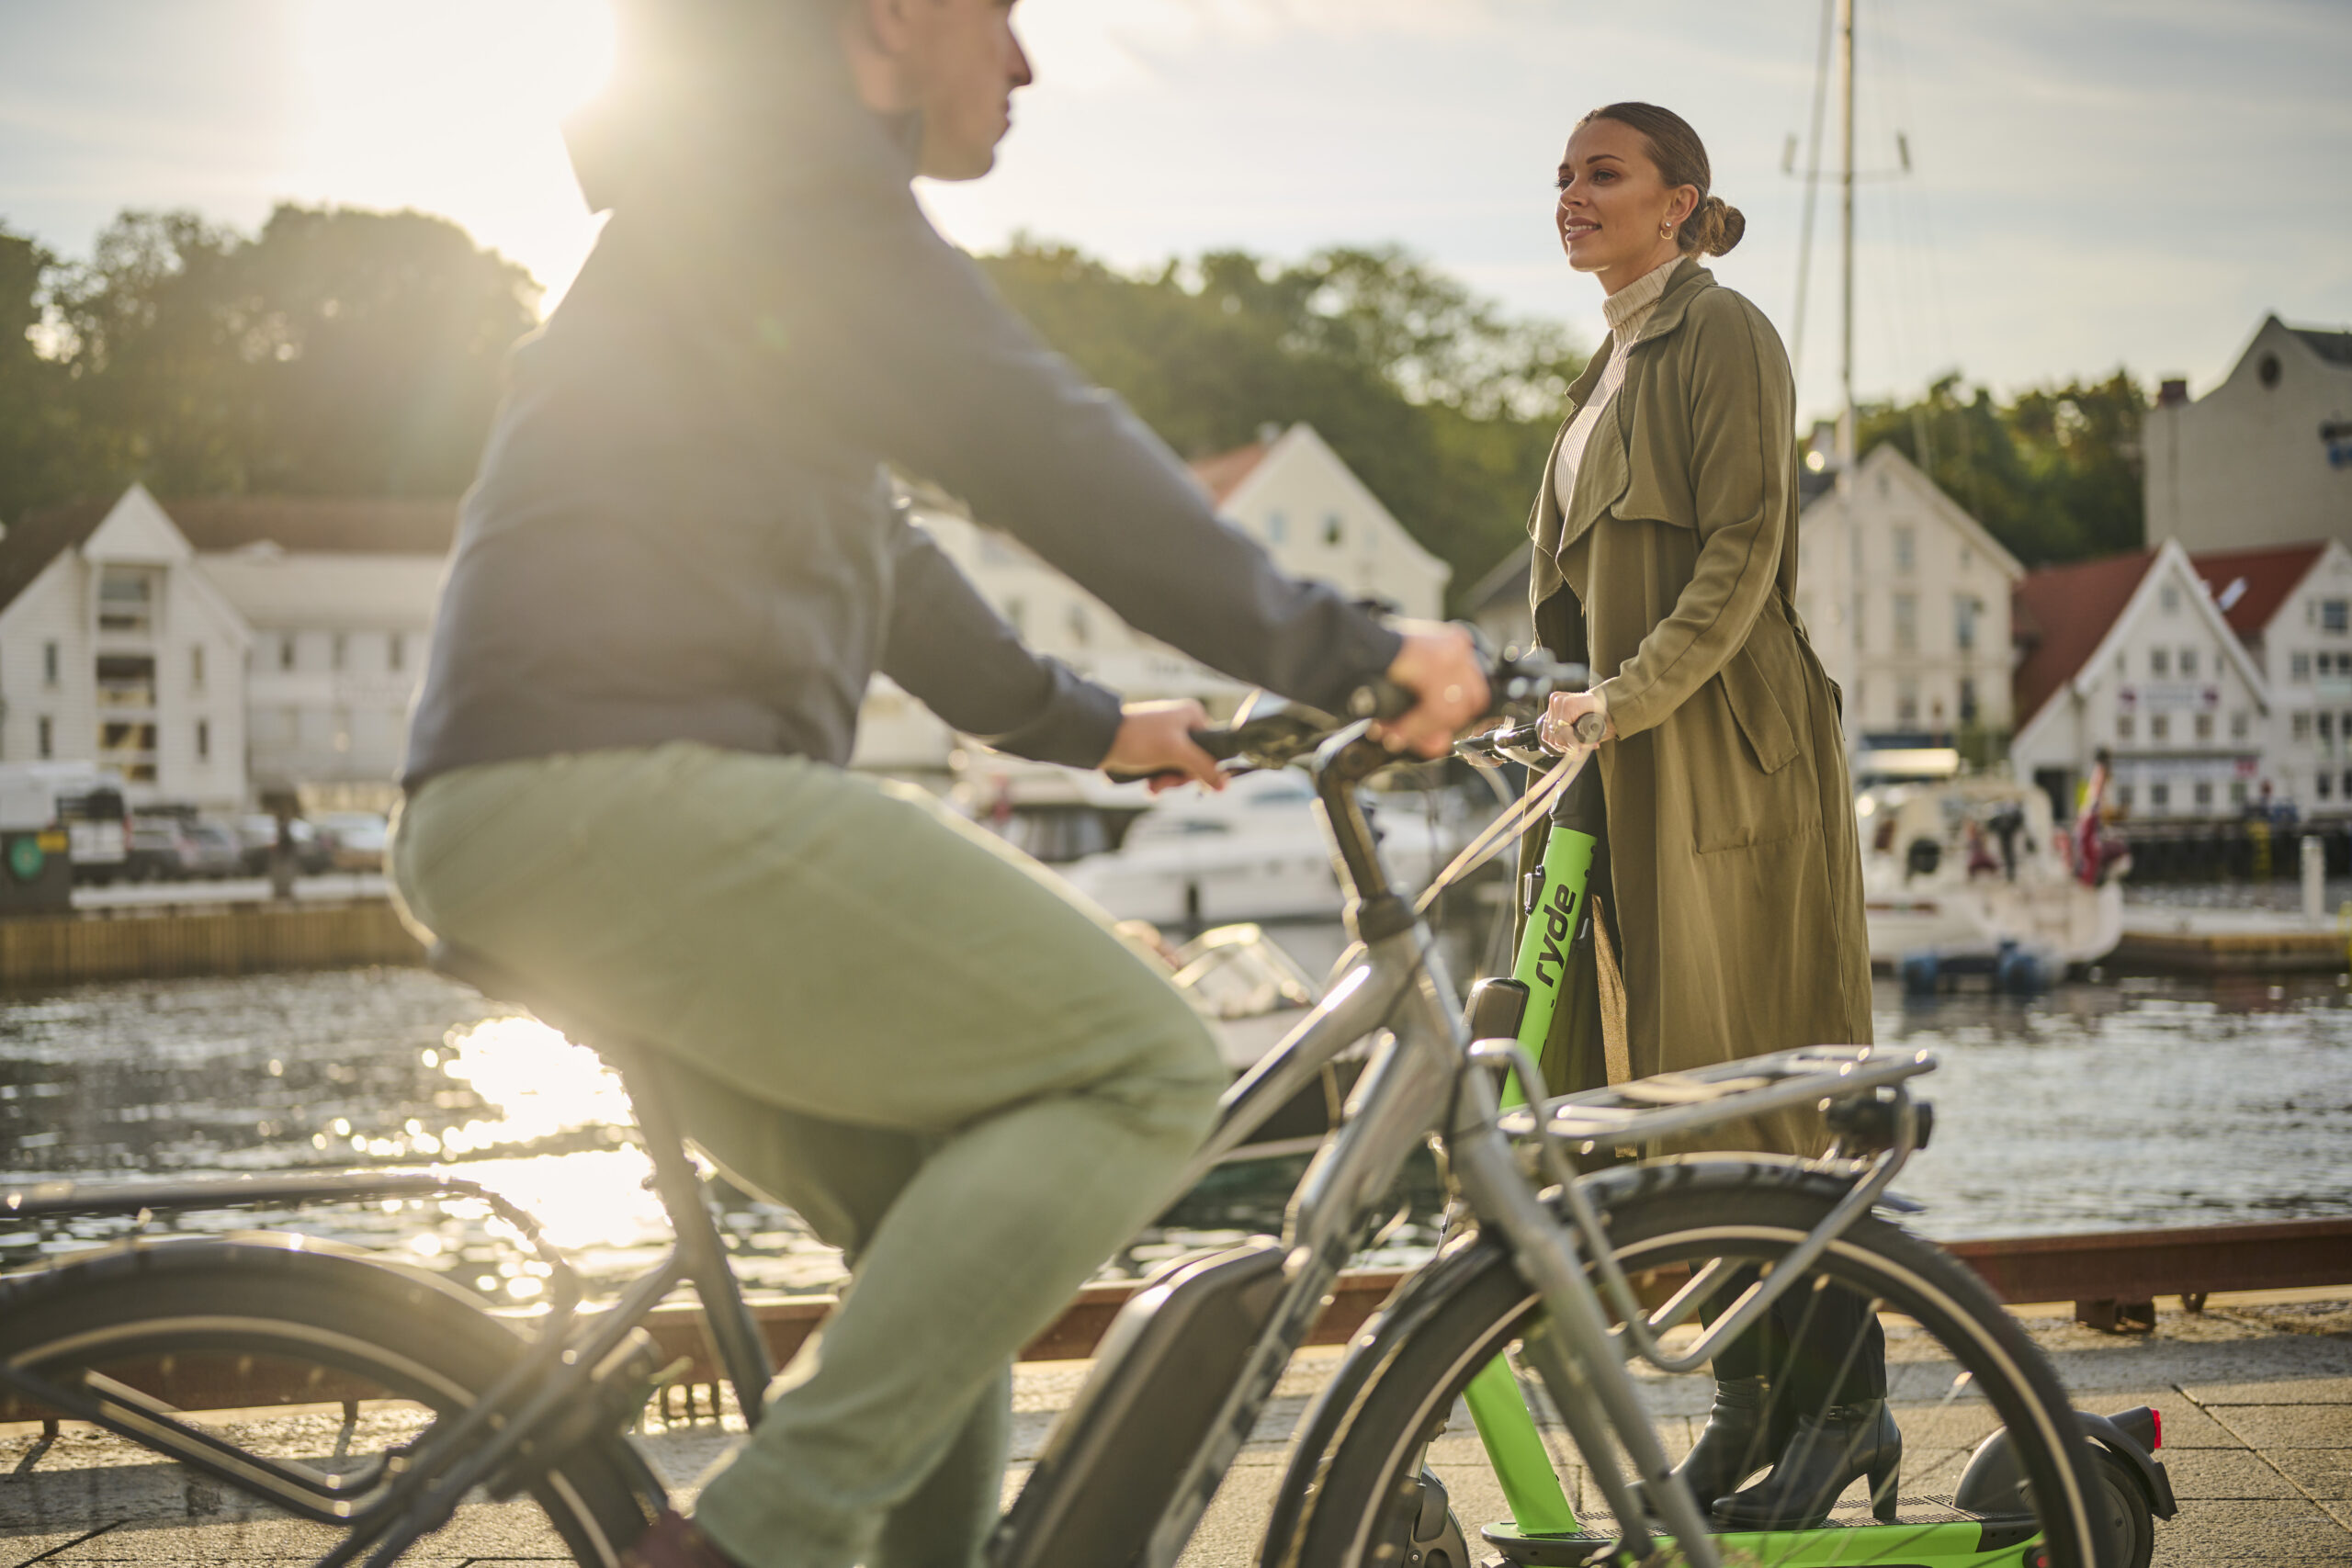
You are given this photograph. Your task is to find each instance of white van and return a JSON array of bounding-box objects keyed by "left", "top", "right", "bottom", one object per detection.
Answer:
[{"left": 0, "top": 763, "right": 131, "bottom": 883}]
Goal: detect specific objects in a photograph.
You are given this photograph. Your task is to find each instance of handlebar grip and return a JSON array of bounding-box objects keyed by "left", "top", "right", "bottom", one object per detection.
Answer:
[{"left": 1570, "top": 709, "right": 1608, "bottom": 745}]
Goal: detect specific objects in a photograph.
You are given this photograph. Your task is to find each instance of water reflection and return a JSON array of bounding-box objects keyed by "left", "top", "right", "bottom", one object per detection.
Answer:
[{"left": 4, "top": 958, "right": 2347, "bottom": 1301}]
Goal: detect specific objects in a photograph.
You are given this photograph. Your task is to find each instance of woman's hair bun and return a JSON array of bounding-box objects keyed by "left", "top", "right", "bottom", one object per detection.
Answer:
[{"left": 1682, "top": 195, "right": 1745, "bottom": 257}]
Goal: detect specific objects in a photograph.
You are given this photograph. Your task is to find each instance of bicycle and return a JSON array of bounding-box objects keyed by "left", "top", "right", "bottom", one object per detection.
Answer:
[{"left": 0, "top": 652, "right": 2141, "bottom": 1568}]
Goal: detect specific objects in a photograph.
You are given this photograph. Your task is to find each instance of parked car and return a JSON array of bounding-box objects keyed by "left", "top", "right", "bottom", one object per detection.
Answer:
[
  {"left": 313, "top": 812, "right": 390, "bottom": 874},
  {"left": 235, "top": 815, "right": 331, "bottom": 876},
  {"left": 127, "top": 816, "right": 243, "bottom": 881}
]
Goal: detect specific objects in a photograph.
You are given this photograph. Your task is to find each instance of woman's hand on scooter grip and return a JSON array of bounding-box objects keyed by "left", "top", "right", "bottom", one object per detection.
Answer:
[{"left": 1541, "top": 688, "right": 1614, "bottom": 752}]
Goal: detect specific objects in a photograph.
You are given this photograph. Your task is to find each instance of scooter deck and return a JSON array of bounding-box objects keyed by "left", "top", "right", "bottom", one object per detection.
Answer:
[{"left": 1483, "top": 1497, "right": 2041, "bottom": 1566}]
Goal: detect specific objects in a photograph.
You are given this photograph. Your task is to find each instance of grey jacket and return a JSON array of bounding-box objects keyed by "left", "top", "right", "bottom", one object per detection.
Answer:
[{"left": 401, "top": 28, "right": 1398, "bottom": 788}]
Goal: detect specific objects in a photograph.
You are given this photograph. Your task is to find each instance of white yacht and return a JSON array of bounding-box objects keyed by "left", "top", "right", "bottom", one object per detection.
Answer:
[
  {"left": 1058, "top": 769, "right": 1462, "bottom": 929},
  {"left": 1857, "top": 776, "right": 2123, "bottom": 972}
]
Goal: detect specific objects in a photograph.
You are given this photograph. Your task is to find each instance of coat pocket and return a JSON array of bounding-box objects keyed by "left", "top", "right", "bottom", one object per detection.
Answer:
[{"left": 1719, "top": 643, "right": 1798, "bottom": 774}]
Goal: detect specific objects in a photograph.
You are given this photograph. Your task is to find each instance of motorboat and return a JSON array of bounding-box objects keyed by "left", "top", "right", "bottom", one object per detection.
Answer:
[
  {"left": 1858, "top": 776, "right": 2123, "bottom": 973},
  {"left": 1058, "top": 768, "right": 1465, "bottom": 927}
]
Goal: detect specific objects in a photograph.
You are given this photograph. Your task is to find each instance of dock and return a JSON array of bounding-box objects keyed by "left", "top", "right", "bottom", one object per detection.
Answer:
[{"left": 2114, "top": 905, "right": 2349, "bottom": 974}]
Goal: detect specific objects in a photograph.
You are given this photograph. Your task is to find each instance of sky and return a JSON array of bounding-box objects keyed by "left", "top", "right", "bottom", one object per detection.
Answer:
[{"left": 2, "top": 0, "right": 2346, "bottom": 427}]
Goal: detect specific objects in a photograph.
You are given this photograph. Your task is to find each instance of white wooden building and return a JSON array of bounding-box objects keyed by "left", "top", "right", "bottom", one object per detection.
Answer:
[
  {"left": 1794, "top": 444, "right": 2025, "bottom": 748},
  {"left": 0, "top": 487, "right": 253, "bottom": 811},
  {"left": 2009, "top": 540, "right": 2272, "bottom": 820}
]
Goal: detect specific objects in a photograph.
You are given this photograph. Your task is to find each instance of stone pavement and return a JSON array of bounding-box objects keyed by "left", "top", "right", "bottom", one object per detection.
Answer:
[{"left": 2, "top": 1294, "right": 2345, "bottom": 1565}]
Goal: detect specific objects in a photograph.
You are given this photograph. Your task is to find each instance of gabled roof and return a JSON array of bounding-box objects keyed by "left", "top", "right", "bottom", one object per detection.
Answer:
[
  {"left": 1465, "top": 547, "right": 1531, "bottom": 616},
  {"left": 2010, "top": 551, "right": 2154, "bottom": 734},
  {"left": 0, "top": 500, "right": 107, "bottom": 615},
  {"left": 2189, "top": 542, "right": 2326, "bottom": 640},
  {"left": 1188, "top": 442, "right": 1271, "bottom": 506},
  {"left": 2291, "top": 326, "right": 2352, "bottom": 368},
  {"left": 162, "top": 496, "right": 459, "bottom": 556}
]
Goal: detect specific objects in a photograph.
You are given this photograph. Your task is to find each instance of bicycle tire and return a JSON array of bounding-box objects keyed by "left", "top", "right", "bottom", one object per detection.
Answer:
[
  {"left": 1284, "top": 1177, "right": 2111, "bottom": 1568},
  {"left": 0, "top": 1235, "right": 663, "bottom": 1565}
]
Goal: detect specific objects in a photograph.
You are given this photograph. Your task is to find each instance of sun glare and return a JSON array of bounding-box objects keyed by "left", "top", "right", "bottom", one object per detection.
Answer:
[{"left": 293, "top": 0, "right": 617, "bottom": 310}]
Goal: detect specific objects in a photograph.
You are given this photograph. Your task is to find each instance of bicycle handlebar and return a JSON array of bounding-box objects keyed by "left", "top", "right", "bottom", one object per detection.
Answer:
[{"left": 1104, "top": 654, "right": 1590, "bottom": 783}]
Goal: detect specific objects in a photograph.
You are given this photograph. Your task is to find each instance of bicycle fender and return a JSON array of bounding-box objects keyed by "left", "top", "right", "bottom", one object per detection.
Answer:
[
  {"left": 1257, "top": 1154, "right": 1866, "bottom": 1568},
  {"left": 0, "top": 1228, "right": 498, "bottom": 1322},
  {"left": 1956, "top": 1409, "right": 2178, "bottom": 1522},
  {"left": 1257, "top": 1229, "right": 1508, "bottom": 1568}
]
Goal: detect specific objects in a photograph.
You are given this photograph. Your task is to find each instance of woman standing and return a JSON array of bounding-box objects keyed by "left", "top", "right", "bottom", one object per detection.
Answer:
[{"left": 1527, "top": 103, "right": 1891, "bottom": 1528}]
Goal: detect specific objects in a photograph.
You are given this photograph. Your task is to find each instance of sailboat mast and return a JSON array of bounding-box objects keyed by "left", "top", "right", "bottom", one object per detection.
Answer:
[{"left": 1838, "top": 0, "right": 1857, "bottom": 471}]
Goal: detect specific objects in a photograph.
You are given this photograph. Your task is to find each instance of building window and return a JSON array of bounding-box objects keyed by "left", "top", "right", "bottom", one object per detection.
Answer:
[
  {"left": 279, "top": 634, "right": 297, "bottom": 671},
  {"left": 1954, "top": 594, "right": 1978, "bottom": 652},
  {"left": 42, "top": 641, "right": 58, "bottom": 685},
  {"left": 2321, "top": 773, "right": 2335, "bottom": 801},
  {"left": 1893, "top": 593, "right": 1918, "bottom": 653},
  {"left": 2161, "top": 584, "right": 2180, "bottom": 613},
  {"left": 388, "top": 633, "right": 405, "bottom": 672},
  {"left": 2150, "top": 648, "right": 2170, "bottom": 677},
  {"left": 96, "top": 567, "right": 154, "bottom": 634},
  {"left": 37, "top": 716, "right": 52, "bottom": 759},
  {"left": 2324, "top": 713, "right": 2337, "bottom": 744},
  {"left": 2295, "top": 712, "right": 2315, "bottom": 741},
  {"left": 96, "top": 654, "right": 155, "bottom": 710},
  {"left": 196, "top": 718, "right": 209, "bottom": 761},
  {"left": 2232, "top": 710, "right": 2250, "bottom": 739},
  {"left": 2194, "top": 780, "right": 2213, "bottom": 809},
  {"left": 2151, "top": 781, "right": 2171, "bottom": 809},
  {"left": 2325, "top": 599, "right": 2349, "bottom": 634},
  {"left": 1895, "top": 680, "right": 1919, "bottom": 725},
  {"left": 189, "top": 644, "right": 205, "bottom": 689},
  {"left": 2232, "top": 780, "right": 2249, "bottom": 807},
  {"left": 1323, "top": 513, "right": 1344, "bottom": 547},
  {"left": 98, "top": 720, "right": 157, "bottom": 783},
  {"left": 2152, "top": 714, "right": 2171, "bottom": 741},
  {"left": 331, "top": 633, "right": 347, "bottom": 671},
  {"left": 1266, "top": 511, "right": 1287, "bottom": 545},
  {"left": 2117, "top": 783, "right": 2134, "bottom": 810},
  {"left": 1959, "top": 676, "right": 1978, "bottom": 722},
  {"left": 2294, "top": 652, "right": 2312, "bottom": 681},
  {"left": 2180, "top": 648, "right": 2199, "bottom": 677},
  {"left": 2117, "top": 713, "right": 2134, "bottom": 741},
  {"left": 1892, "top": 525, "right": 1916, "bottom": 573},
  {"left": 2194, "top": 712, "right": 2213, "bottom": 740}
]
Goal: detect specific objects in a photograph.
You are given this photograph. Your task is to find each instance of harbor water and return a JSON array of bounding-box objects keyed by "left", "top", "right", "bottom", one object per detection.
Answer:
[{"left": 4, "top": 930, "right": 2349, "bottom": 1303}]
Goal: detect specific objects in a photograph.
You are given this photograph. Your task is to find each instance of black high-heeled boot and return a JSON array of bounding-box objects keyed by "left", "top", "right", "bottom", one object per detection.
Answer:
[
  {"left": 1711, "top": 1399, "right": 1902, "bottom": 1529},
  {"left": 1667, "top": 1376, "right": 1781, "bottom": 1505}
]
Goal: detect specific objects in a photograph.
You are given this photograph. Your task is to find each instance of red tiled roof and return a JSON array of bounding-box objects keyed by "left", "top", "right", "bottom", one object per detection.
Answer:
[
  {"left": 2189, "top": 542, "right": 2324, "bottom": 641},
  {"left": 1188, "top": 442, "right": 1270, "bottom": 506},
  {"left": 2011, "top": 551, "right": 2154, "bottom": 734}
]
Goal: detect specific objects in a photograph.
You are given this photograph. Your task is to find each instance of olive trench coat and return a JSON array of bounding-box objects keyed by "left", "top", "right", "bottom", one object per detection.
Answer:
[{"left": 1527, "top": 258, "right": 1872, "bottom": 1157}]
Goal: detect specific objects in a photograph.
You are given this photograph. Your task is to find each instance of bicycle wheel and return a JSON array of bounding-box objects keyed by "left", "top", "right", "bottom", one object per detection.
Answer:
[
  {"left": 1284, "top": 1172, "right": 2111, "bottom": 1568},
  {"left": 0, "top": 1236, "right": 663, "bottom": 1565}
]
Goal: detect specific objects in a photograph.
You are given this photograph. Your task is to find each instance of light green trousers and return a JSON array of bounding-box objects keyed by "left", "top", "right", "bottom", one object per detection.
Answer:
[{"left": 389, "top": 743, "right": 1225, "bottom": 1568}]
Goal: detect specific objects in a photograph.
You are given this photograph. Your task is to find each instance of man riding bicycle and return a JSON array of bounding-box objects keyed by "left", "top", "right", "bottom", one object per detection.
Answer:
[{"left": 389, "top": 2, "right": 1485, "bottom": 1565}]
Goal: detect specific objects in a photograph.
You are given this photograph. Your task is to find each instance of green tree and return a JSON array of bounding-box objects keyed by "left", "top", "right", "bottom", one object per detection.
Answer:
[
  {"left": 1857, "top": 370, "right": 2147, "bottom": 567},
  {"left": 0, "top": 223, "right": 82, "bottom": 525},
  {"left": 51, "top": 204, "right": 538, "bottom": 501},
  {"left": 978, "top": 239, "right": 1583, "bottom": 602}
]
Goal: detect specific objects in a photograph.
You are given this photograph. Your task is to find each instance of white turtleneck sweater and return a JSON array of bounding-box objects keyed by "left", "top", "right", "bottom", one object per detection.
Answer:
[{"left": 1552, "top": 252, "right": 1683, "bottom": 519}]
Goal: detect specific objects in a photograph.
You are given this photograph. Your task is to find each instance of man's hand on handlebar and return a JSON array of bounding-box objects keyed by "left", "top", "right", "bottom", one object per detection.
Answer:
[
  {"left": 1374, "top": 622, "right": 1491, "bottom": 759},
  {"left": 1102, "top": 698, "right": 1227, "bottom": 794}
]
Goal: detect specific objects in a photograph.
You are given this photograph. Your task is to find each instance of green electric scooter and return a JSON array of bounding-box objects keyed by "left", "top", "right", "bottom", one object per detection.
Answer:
[{"left": 1444, "top": 717, "right": 2173, "bottom": 1568}]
